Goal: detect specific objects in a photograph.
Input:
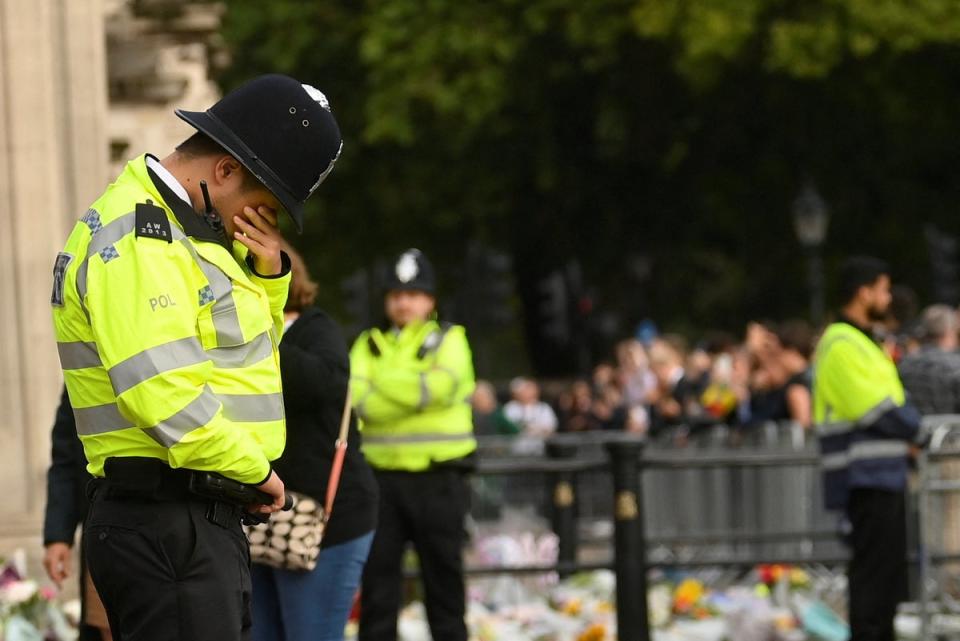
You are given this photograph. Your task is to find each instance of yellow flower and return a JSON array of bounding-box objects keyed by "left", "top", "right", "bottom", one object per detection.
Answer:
[
  {"left": 595, "top": 601, "right": 614, "bottom": 614},
  {"left": 562, "top": 598, "right": 583, "bottom": 616},
  {"left": 790, "top": 567, "right": 810, "bottom": 587},
  {"left": 673, "top": 578, "right": 705, "bottom": 612},
  {"left": 577, "top": 623, "right": 607, "bottom": 641}
]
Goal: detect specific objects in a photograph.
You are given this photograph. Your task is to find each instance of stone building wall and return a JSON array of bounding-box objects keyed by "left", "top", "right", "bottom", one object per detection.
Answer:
[
  {"left": 0, "top": 0, "right": 224, "bottom": 574},
  {"left": 0, "top": 0, "right": 109, "bottom": 563}
]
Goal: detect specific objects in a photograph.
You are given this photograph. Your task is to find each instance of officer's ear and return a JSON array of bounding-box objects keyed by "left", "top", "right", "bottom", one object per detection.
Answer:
[{"left": 212, "top": 155, "right": 246, "bottom": 190}]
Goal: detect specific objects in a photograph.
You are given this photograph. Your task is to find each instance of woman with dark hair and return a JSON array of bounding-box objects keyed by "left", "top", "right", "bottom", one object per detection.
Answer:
[
  {"left": 744, "top": 320, "right": 813, "bottom": 428},
  {"left": 251, "top": 243, "right": 379, "bottom": 641},
  {"left": 777, "top": 320, "right": 814, "bottom": 428}
]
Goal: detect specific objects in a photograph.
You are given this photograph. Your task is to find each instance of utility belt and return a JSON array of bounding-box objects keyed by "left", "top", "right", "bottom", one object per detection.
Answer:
[
  {"left": 88, "top": 457, "right": 272, "bottom": 528},
  {"left": 430, "top": 452, "right": 477, "bottom": 473}
]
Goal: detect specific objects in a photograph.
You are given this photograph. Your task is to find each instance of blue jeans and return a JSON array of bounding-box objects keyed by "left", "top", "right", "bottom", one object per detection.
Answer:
[{"left": 251, "top": 530, "right": 375, "bottom": 641}]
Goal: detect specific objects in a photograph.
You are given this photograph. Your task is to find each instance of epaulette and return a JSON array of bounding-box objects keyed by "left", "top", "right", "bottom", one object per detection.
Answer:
[{"left": 417, "top": 322, "right": 454, "bottom": 360}]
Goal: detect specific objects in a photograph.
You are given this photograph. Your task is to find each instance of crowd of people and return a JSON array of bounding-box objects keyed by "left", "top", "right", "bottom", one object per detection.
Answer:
[
  {"left": 472, "top": 294, "right": 960, "bottom": 444},
  {"left": 472, "top": 320, "right": 816, "bottom": 439}
]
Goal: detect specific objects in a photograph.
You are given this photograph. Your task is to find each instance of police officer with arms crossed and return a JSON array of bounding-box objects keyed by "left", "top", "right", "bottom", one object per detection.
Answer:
[
  {"left": 814, "top": 256, "right": 925, "bottom": 641},
  {"left": 50, "top": 75, "right": 342, "bottom": 641},
  {"left": 351, "top": 249, "right": 477, "bottom": 641}
]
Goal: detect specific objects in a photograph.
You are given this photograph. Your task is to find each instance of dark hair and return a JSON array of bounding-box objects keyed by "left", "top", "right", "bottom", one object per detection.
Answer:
[
  {"left": 175, "top": 132, "right": 262, "bottom": 192},
  {"left": 699, "top": 330, "right": 737, "bottom": 355},
  {"left": 777, "top": 319, "right": 814, "bottom": 360},
  {"left": 838, "top": 256, "right": 890, "bottom": 305},
  {"left": 889, "top": 284, "right": 918, "bottom": 328}
]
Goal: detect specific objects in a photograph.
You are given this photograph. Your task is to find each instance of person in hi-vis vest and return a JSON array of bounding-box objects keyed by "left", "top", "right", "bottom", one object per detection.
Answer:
[
  {"left": 814, "top": 256, "right": 924, "bottom": 641},
  {"left": 51, "top": 75, "right": 342, "bottom": 641},
  {"left": 351, "top": 249, "right": 477, "bottom": 641}
]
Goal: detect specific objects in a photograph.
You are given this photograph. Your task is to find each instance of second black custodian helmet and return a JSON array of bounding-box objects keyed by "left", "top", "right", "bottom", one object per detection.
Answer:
[
  {"left": 175, "top": 74, "right": 342, "bottom": 232},
  {"left": 384, "top": 249, "right": 436, "bottom": 295}
]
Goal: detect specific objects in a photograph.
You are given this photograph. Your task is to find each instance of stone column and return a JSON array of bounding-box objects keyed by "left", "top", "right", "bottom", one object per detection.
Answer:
[{"left": 0, "top": 0, "right": 107, "bottom": 556}]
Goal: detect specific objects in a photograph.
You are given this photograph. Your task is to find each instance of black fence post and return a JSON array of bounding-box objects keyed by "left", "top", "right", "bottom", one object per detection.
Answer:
[
  {"left": 546, "top": 438, "right": 579, "bottom": 576},
  {"left": 606, "top": 437, "right": 649, "bottom": 641}
]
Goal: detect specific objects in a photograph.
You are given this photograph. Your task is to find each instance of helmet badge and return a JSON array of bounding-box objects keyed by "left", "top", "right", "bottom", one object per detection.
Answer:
[
  {"left": 301, "top": 84, "right": 331, "bottom": 111},
  {"left": 396, "top": 252, "right": 420, "bottom": 283}
]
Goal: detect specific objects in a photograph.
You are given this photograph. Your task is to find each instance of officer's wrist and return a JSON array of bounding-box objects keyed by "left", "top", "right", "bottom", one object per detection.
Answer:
[
  {"left": 247, "top": 251, "right": 291, "bottom": 279},
  {"left": 254, "top": 466, "right": 274, "bottom": 487}
]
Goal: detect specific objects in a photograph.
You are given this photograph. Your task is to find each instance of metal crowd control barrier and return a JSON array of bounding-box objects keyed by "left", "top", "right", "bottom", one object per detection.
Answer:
[
  {"left": 639, "top": 421, "right": 843, "bottom": 567},
  {"left": 472, "top": 422, "right": 844, "bottom": 567},
  {"left": 915, "top": 415, "right": 960, "bottom": 639},
  {"left": 467, "top": 425, "right": 849, "bottom": 641},
  {"left": 460, "top": 419, "right": 960, "bottom": 639}
]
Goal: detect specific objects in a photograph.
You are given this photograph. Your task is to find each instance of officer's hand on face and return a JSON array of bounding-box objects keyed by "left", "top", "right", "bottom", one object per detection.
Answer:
[
  {"left": 43, "top": 542, "right": 71, "bottom": 587},
  {"left": 233, "top": 206, "right": 284, "bottom": 276},
  {"left": 253, "top": 469, "right": 286, "bottom": 514}
]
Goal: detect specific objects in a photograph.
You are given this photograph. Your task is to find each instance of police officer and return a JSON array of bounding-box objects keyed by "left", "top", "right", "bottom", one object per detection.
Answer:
[
  {"left": 51, "top": 75, "right": 341, "bottom": 641},
  {"left": 814, "top": 256, "right": 924, "bottom": 641},
  {"left": 350, "top": 249, "right": 477, "bottom": 641}
]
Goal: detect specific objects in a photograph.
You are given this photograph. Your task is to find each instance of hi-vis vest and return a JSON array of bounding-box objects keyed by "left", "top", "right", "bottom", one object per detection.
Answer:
[
  {"left": 814, "top": 321, "right": 921, "bottom": 509},
  {"left": 349, "top": 320, "right": 477, "bottom": 471},
  {"left": 51, "top": 154, "right": 289, "bottom": 484}
]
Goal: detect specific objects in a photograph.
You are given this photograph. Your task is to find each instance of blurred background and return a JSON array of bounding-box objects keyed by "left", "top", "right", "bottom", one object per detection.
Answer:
[{"left": 216, "top": 0, "right": 960, "bottom": 380}]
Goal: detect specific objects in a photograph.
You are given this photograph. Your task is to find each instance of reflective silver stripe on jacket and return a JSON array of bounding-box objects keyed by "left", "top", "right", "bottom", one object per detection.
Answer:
[
  {"left": 108, "top": 337, "right": 207, "bottom": 395},
  {"left": 75, "top": 387, "right": 281, "bottom": 440},
  {"left": 74, "top": 209, "right": 244, "bottom": 348},
  {"left": 178, "top": 239, "right": 244, "bottom": 346},
  {"left": 76, "top": 210, "right": 148, "bottom": 302},
  {"left": 209, "top": 331, "right": 273, "bottom": 369},
  {"left": 220, "top": 393, "right": 285, "bottom": 423},
  {"left": 859, "top": 396, "right": 897, "bottom": 427},
  {"left": 816, "top": 397, "right": 900, "bottom": 437},
  {"left": 821, "top": 440, "right": 910, "bottom": 471},
  {"left": 57, "top": 341, "right": 102, "bottom": 370},
  {"left": 415, "top": 367, "right": 462, "bottom": 411},
  {"left": 417, "top": 373, "right": 430, "bottom": 411},
  {"left": 108, "top": 330, "right": 273, "bottom": 396},
  {"left": 363, "top": 432, "right": 476, "bottom": 445},
  {"left": 74, "top": 403, "right": 135, "bottom": 436},
  {"left": 76, "top": 210, "right": 137, "bottom": 303},
  {"left": 143, "top": 387, "right": 221, "bottom": 448},
  {"left": 816, "top": 421, "right": 854, "bottom": 437}
]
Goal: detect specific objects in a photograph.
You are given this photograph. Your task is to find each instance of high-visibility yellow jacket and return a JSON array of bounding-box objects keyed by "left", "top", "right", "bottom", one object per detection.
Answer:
[
  {"left": 349, "top": 320, "right": 476, "bottom": 471},
  {"left": 51, "top": 154, "right": 289, "bottom": 484},
  {"left": 814, "top": 320, "right": 922, "bottom": 509}
]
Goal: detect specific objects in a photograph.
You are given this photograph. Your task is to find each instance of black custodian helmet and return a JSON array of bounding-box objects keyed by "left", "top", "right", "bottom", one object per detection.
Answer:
[
  {"left": 384, "top": 249, "right": 436, "bottom": 295},
  {"left": 175, "top": 74, "right": 342, "bottom": 232}
]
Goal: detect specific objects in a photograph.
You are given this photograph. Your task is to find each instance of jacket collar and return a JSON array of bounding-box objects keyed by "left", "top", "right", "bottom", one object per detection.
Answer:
[
  {"left": 839, "top": 315, "right": 878, "bottom": 344},
  {"left": 126, "top": 154, "right": 230, "bottom": 250}
]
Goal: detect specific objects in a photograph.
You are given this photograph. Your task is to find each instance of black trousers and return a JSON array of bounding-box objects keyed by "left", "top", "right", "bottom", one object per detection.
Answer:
[
  {"left": 85, "top": 487, "right": 252, "bottom": 641},
  {"left": 847, "top": 488, "right": 908, "bottom": 641},
  {"left": 78, "top": 533, "right": 107, "bottom": 641},
  {"left": 359, "top": 469, "right": 469, "bottom": 641}
]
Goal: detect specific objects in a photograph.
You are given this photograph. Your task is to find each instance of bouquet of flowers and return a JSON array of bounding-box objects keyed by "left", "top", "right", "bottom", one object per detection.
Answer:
[{"left": 0, "top": 550, "right": 76, "bottom": 641}]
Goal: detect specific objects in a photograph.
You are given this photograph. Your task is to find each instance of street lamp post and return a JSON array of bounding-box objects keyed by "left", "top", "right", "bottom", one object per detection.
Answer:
[{"left": 792, "top": 183, "right": 830, "bottom": 324}]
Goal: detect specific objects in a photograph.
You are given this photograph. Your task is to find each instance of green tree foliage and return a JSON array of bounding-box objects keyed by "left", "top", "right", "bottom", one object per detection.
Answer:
[{"left": 221, "top": 0, "right": 960, "bottom": 373}]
